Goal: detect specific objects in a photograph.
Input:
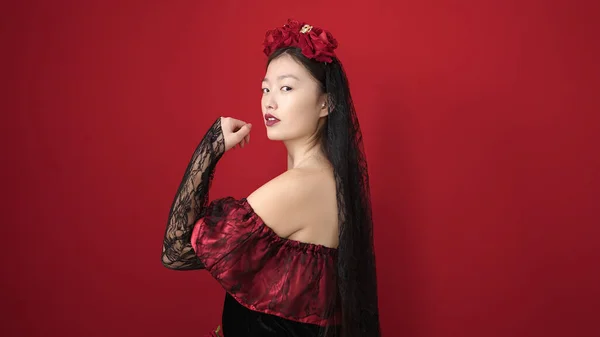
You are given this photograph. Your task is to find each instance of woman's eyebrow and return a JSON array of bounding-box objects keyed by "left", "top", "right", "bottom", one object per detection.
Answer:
[{"left": 262, "top": 74, "right": 300, "bottom": 83}]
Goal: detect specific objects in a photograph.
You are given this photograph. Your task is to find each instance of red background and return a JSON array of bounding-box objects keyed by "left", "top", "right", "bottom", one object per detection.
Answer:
[{"left": 2, "top": 1, "right": 599, "bottom": 336}]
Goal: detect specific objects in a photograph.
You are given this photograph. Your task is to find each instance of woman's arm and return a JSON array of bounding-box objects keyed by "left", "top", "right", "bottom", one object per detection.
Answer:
[{"left": 161, "top": 117, "right": 225, "bottom": 270}]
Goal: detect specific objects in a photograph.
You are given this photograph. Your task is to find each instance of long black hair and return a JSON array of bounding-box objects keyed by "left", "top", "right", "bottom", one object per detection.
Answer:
[{"left": 267, "top": 47, "right": 381, "bottom": 337}]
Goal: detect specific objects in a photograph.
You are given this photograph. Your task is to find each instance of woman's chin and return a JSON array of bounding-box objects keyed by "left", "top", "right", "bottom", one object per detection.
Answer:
[{"left": 266, "top": 130, "right": 282, "bottom": 141}]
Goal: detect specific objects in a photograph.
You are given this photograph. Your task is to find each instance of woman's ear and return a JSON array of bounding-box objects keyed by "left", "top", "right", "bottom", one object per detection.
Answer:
[{"left": 318, "top": 94, "right": 330, "bottom": 117}]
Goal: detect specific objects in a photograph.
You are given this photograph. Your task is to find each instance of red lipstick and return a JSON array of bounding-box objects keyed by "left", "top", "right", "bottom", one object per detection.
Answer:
[{"left": 265, "top": 113, "right": 280, "bottom": 126}]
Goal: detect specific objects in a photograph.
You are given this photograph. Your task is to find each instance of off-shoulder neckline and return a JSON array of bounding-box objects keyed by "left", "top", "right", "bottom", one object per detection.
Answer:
[{"left": 238, "top": 197, "right": 339, "bottom": 256}]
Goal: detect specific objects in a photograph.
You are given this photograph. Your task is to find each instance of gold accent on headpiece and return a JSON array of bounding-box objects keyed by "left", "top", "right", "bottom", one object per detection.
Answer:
[{"left": 300, "top": 24, "right": 313, "bottom": 34}]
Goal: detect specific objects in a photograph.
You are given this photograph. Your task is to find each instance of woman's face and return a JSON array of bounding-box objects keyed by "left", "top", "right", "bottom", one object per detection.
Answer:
[{"left": 261, "top": 54, "right": 328, "bottom": 141}]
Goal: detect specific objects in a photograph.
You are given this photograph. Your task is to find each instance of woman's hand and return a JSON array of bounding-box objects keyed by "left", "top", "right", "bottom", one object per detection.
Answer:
[{"left": 221, "top": 117, "right": 252, "bottom": 152}]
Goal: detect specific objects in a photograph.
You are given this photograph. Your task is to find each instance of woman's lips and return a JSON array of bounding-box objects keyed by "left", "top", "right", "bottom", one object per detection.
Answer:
[
  {"left": 265, "top": 118, "right": 280, "bottom": 126},
  {"left": 265, "top": 113, "right": 280, "bottom": 126}
]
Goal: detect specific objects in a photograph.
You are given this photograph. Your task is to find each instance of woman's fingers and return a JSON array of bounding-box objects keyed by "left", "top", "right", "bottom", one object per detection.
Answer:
[
  {"left": 228, "top": 117, "right": 246, "bottom": 130},
  {"left": 221, "top": 117, "right": 251, "bottom": 151}
]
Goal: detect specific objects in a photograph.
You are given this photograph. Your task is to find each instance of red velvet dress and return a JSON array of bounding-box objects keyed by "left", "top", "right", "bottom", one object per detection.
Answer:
[{"left": 162, "top": 118, "right": 341, "bottom": 336}]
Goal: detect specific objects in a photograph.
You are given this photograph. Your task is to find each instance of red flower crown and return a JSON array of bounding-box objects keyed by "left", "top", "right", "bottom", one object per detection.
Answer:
[{"left": 263, "top": 19, "right": 339, "bottom": 63}]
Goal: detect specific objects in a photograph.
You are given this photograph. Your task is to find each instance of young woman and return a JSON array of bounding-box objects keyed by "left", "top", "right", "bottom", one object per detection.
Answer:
[{"left": 161, "top": 19, "right": 381, "bottom": 337}]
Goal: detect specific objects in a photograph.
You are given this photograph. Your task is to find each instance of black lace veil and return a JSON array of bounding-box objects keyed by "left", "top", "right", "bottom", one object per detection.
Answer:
[{"left": 267, "top": 47, "right": 382, "bottom": 337}]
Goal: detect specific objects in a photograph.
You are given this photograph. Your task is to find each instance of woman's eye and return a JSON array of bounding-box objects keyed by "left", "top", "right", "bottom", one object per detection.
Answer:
[{"left": 262, "top": 87, "right": 291, "bottom": 93}]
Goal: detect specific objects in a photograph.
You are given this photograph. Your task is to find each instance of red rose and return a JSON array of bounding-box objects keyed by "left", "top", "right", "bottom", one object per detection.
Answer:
[
  {"left": 306, "top": 29, "right": 338, "bottom": 62},
  {"left": 263, "top": 23, "right": 298, "bottom": 56},
  {"left": 283, "top": 19, "right": 303, "bottom": 31},
  {"left": 262, "top": 19, "right": 338, "bottom": 63}
]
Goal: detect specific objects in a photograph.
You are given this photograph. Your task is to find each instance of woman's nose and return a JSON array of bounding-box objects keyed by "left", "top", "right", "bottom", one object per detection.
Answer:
[{"left": 265, "top": 98, "right": 277, "bottom": 110}]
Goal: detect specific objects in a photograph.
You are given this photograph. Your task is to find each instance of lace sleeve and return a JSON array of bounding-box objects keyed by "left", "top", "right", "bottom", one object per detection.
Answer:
[{"left": 161, "top": 117, "right": 225, "bottom": 270}]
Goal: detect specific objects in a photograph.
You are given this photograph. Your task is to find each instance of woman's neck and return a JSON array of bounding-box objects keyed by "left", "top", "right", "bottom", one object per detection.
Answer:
[{"left": 286, "top": 145, "right": 329, "bottom": 170}]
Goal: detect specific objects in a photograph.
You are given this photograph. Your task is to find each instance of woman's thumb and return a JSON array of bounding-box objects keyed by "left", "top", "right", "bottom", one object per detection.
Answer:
[{"left": 236, "top": 123, "right": 252, "bottom": 138}]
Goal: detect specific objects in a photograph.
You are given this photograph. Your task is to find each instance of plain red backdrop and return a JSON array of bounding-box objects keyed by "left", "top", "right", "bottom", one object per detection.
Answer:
[{"left": 2, "top": 0, "right": 599, "bottom": 336}]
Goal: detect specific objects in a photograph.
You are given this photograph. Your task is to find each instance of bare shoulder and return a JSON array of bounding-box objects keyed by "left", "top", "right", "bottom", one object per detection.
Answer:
[{"left": 246, "top": 168, "right": 337, "bottom": 240}]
